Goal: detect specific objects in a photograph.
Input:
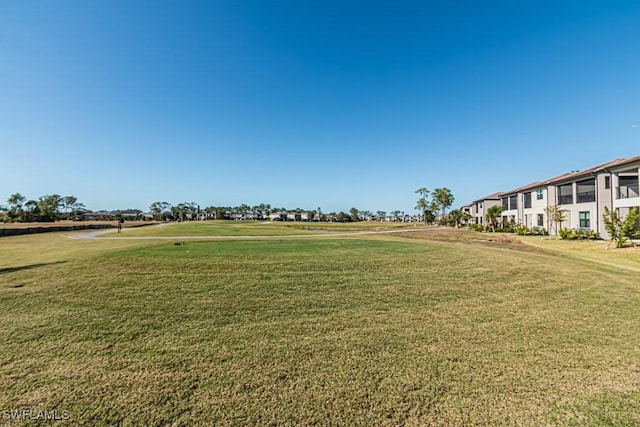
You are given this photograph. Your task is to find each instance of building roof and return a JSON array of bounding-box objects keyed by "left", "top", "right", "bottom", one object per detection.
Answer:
[
  {"left": 471, "top": 192, "right": 502, "bottom": 203},
  {"left": 500, "top": 180, "right": 546, "bottom": 196},
  {"left": 549, "top": 157, "right": 630, "bottom": 185}
]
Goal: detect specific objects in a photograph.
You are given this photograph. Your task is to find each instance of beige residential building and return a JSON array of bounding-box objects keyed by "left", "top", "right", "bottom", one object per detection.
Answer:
[
  {"left": 467, "top": 155, "right": 640, "bottom": 239},
  {"left": 469, "top": 192, "right": 501, "bottom": 227}
]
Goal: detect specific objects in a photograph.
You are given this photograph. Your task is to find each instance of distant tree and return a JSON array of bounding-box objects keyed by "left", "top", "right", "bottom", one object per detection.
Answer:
[
  {"left": 253, "top": 203, "right": 270, "bottom": 220},
  {"left": 70, "top": 201, "right": 86, "bottom": 219},
  {"left": 150, "top": 202, "right": 161, "bottom": 220},
  {"left": 414, "top": 187, "right": 430, "bottom": 224},
  {"left": 349, "top": 207, "right": 360, "bottom": 222},
  {"left": 5, "top": 193, "right": 26, "bottom": 222},
  {"left": 485, "top": 205, "right": 504, "bottom": 232},
  {"left": 171, "top": 205, "right": 185, "bottom": 221},
  {"left": 61, "top": 196, "right": 77, "bottom": 219},
  {"left": 307, "top": 210, "right": 316, "bottom": 221},
  {"left": 603, "top": 206, "right": 640, "bottom": 248},
  {"left": 336, "top": 211, "right": 351, "bottom": 222},
  {"left": 24, "top": 200, "right": 40, "bottom": 222},
  {"left": 172, "top": 202, "right": 198, "bottom": 221},
  {"left": 150, "top": 202, "right": 172, "bottom": 220},
  {"left": 236, "top": 204, "right": 249, "bottom": 218},
  {"left": 37, "top": 194, "right": 61, "bottom": 222},
  {"left": 432, "top": 188, "right": 454, "bottom": 219}
]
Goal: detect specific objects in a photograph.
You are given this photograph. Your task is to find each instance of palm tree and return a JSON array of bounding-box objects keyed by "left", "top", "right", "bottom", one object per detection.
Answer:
[
  {"left": 414, "top": 187, "right": 430, "bottom": 224},
  {"left": 429, "top": 201, "right": 439, "bottom": 224},
  {"left": 432, "top": 188, "right": 455, "bottom": 219},
  {"left": 448, "top": 209, "right": 462, "bottom": 227},
  {"left": 485, "top": 205, "right": 504, "bottom": 232}
]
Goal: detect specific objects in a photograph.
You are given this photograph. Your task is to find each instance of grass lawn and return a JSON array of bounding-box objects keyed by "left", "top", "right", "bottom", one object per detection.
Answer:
[
  {"left": 100, "top": 220, "right": 418, "bottom": 237},
  {"left": 1, "top": 227, "right": 640, "bottom": 425}
]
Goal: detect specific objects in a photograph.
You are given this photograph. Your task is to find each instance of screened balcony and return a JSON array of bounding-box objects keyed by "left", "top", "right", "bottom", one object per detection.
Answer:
[
  {"left": 557, "top": 184, "right": 573, "bottom": 205},
  {"left": 618, "top": 176, "right": 639, "bottom": 199},
  {"left": 576, "top": 178, "right": 595, "bottom": 203}
]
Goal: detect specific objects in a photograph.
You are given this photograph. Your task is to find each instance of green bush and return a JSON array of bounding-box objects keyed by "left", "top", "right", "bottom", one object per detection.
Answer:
[
  {"left": 469, "top": 224, "right": 484, "bottom": 232},
  {"left": 494, "top": 225, "right": 516, "bottom": 233},
  {"left": 515, "top": 225, "right": 549, "bottom": 236},
  {"left": 559, "top": 228, "right": 600, "bottom": 240}
]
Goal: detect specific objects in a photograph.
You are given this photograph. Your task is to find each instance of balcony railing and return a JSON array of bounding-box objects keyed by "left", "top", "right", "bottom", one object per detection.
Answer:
[
  {"left": 577, "top": 191, "right": 596, "bottom": 203},
  {"left": 558, "top": 195, "right": 573, "bottom": 205}
]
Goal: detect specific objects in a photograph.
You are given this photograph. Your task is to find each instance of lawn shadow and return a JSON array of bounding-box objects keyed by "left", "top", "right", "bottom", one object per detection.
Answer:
[{"left": 0, "top": 261, "right": 67, "bottom": 275}]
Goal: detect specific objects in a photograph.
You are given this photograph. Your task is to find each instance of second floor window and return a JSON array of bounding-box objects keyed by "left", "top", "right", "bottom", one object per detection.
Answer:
[
  {"left": 524, "top": 192, "right": 532, "bottom": 208},
  {"left": 536, "top": 189, "right": 544, "bottom": 200},
  {"left": 576, "top": 178, "right": 595, "bottom": 203},
  {"left": 558, "top": 184, "right": 573, "bottom": 205}
]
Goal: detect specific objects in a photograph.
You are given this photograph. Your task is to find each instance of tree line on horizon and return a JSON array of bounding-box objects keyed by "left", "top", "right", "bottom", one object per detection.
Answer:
[
  {"left": 0, "top": 192, "right": 435, "bottom": 224},
  {"left": 149, "top": 202, "right": 421, "bottom": 223},
  {"left": 1, "top": 193, "right": 87, "bottom": 223},
  {"left": 0, "top": 192, "right": 145, "bottom": 223},
  {"left": 2, "top": 187, "right": 460, "bottom": 224}
]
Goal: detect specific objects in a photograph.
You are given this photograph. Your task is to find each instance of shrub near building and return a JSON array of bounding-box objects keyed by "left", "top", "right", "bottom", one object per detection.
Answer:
[{"left": 558, "top": 228, "right": 600, "bottom": 240}]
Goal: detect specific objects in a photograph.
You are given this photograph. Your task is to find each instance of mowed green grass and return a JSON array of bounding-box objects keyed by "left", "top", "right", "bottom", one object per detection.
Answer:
[
  {"left": 1, "top": 229, "right": 640, "bottom": 425},
  {"left": 101, "top": 220, "right": 417, "bottom": 237}
]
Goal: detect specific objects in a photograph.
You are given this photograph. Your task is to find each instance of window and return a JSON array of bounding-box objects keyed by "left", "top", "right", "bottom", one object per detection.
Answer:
[
  {"left": 579, "top": 211, "right": 590, "bottom": 228},
  {"left": 557, "top": 184, "right": 573, "bottom": 205},
  {"left": 604, "top": 176, "right": 610, "bottom": 190},
  {"left": 537, "top": 213, "right": 544, "bottom": 227},
  {"left": 524, "top": 192, "right": 532, "bottom": 208},
  {"left": 509, "top": 195, "right": 518, "bottom": 210},
  {"left": 502, "top": 197, "right": 508, "bottom": 210},
  {"left": 478, "top": 202, "right": 483, "bottom": 209},
  {"left": 536, "top": 189, "right": 544, "bottom": 200},
  {"left": 576, "top": 178, "right": 595, "bottom": 203}
]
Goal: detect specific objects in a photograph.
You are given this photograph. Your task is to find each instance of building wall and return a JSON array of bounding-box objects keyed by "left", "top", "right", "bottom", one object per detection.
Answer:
[
  {"left": 596, "top": 172, "right": 614, "bottom": 238},
  {"left": 522, "top": 187, "right": 548, "bottom": 229},
  {"left": 474, "top": 199, "right": 500, "bottom": 226},
  {"left": 500, "top": 194, "right": 518, "bottom": 225}
]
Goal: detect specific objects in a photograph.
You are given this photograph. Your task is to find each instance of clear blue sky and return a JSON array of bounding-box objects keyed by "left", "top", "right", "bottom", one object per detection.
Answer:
[{"left": 1, "top": 1, "right": 639, "bottom": 213}]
